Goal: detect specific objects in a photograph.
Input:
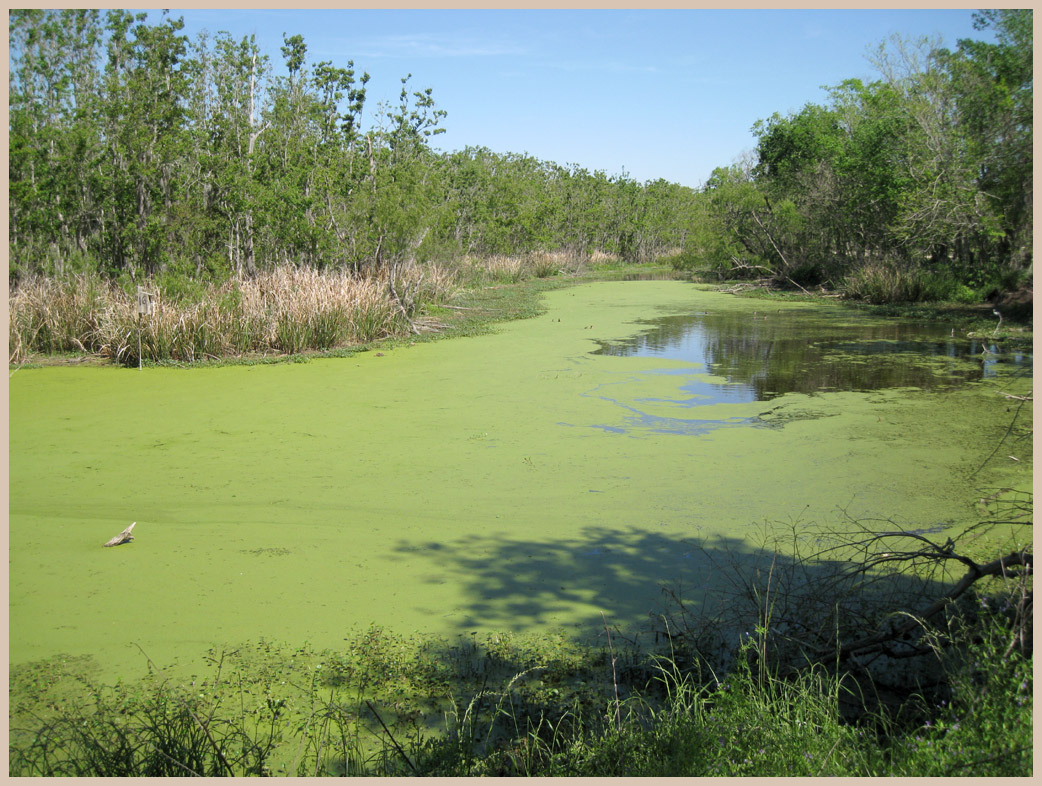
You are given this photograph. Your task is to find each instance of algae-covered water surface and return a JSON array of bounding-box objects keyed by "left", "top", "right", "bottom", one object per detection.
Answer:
[{"left": 9, "top": 281, "right": 1032, "bottom": 681}]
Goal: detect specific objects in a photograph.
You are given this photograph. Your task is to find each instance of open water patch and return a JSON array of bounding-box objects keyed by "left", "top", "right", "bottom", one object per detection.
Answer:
[
  {"left": 574, "top": 370, "right": 761, "bottom": 436},
  {"left": 586, "top": 301, "right": 1031, "bottom": 435}
]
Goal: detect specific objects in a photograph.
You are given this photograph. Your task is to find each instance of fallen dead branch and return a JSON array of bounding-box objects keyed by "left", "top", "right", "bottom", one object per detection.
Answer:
[
  {"left": 821, "top": 543, "right": 1032, "bottom": 665},
  {"left": 103, "top": 522, "right": 136, "bottom": 547}
]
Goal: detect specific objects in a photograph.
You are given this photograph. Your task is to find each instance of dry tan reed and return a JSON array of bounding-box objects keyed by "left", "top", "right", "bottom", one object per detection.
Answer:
[
  {"left": 8, "top": 274, "right": 109, "bottom": 363},
  {"left": 469, "top": 255, "right": 529, "bottom": 283},
  {"left": 453, "top": 250, "right": 587, "bottom": 286},
  {"left": 9, "top": 263, "right": 461, "bottom": 366},
  {"left": 9, "top": 253, "right": 584, "bottom": 366},
  {"left": 587, "top": 250, "right": 617, "bottom": 266},
  {"left": 530, "top": 250, "right": 588, "bottom": 277}
]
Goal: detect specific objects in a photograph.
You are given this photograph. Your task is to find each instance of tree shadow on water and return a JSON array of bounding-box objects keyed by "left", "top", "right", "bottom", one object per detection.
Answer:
[
  {"left": 392, "top": 523, "right": 953, "bottom": 661},
  {"left": 397, "top": 525, "right": 721, "bottom": 634},
  {"left": 380, "top": 521, "right": 972, "bottom": 760}
]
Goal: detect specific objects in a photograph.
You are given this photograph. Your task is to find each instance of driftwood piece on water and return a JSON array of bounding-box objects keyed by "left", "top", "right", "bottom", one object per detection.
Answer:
[{"left": 103, "top": 522, "right": 136, "bottom": 547}]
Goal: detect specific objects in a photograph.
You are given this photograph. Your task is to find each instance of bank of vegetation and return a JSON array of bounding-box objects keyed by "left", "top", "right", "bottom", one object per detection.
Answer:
[
  {"left": 10, "top": 508, "right": 1033, "bottom": 776},
  {"left": 7, "top": 252, "right": 594, "bottom": 366},
  {"left": 8, "top": 10, "right": 696, "bottom": 282},
  {"left": 673, "top": 9, "right": 1032, "bottom": 307},
  {"left": 8, "top": 9, "right": 1032, "bottom": 368},
  {"left": 8, "top": 9, "right": 1032, "bottom": 777}
]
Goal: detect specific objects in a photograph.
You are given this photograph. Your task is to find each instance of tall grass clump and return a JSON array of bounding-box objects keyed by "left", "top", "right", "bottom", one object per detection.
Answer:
[
  {"left": 609, "top": 646, "right": 887, "bottom": 777},
  {"left": 410, "top": 629, "right": 885, "bottom": 777},
  {"left": 238, "top": 268, "right": 357, "bottom": 354},
  {"left": 529, "top": 250, "right": 586, "bottom": 278},
  {"left": 470, "top": 254, "right": 529, "bottom": 284},
  {"left": 843, "top": 261, "right": 981, "bottom": 304},
  {"left": 92, "top": 289, "right": 233, "bottom": 366},
  {"left": 8, "top": 273, "right": 109, "bottom": 363},
  {"left": 451, "top": 250, "right": 587, "bottom": 287},
  {"left": 9, "top": 263, "right": 461, "bottom": 367}
]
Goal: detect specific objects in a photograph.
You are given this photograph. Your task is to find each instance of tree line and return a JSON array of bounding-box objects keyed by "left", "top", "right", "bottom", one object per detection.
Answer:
[
  {"left": 8, "top": 9, "right": 699, "bottom": 285},
  {"left": 679, "top": 9, "right": 1032, "bottom": 302},
  {"left": 9, "top": 10, "right": 1032, "bottom": 304}
]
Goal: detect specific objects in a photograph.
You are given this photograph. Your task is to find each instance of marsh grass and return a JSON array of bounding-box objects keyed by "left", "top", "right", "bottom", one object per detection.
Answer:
[
  {"left": 8, "top": 273, "right": 108, "bottom": 362},
  {"left": 11, "top": 252, "right": 1031, "bottom": 367},
  {"left": 8, "top": 251, "right": 605, "bottom": 366},
  {"left": 448, "top": 250, "right": 588, "bottom": 287},
  {"left": 841, "top": 262, "right": 978, "bottom": 304},
  {"left": 9, "top": 253, "right": 593, "bottom": 367},
  {"left": 9, "top": 264, "right": 463, "bottom": 367}
]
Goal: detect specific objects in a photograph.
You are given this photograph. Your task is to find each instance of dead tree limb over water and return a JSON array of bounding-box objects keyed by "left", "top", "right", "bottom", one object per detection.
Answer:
[{"left": 103, "top": 522, "right": 136, "bottom": 547}]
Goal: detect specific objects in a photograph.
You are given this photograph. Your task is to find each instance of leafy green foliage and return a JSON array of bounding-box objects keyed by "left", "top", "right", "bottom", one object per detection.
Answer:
[
  {"left": 683, "top": 13, "right": 1033, "bottom": 301},
  {"left": 10, "top": 598, "right": 1029, "bottom": 777},
  {"left": 8, "top": 13, "right": 698, "bottom": 285}
]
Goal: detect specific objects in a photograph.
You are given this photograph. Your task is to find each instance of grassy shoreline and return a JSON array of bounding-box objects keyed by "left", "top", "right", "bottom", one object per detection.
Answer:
[
  {"left": 7, "top": 255, "right": 597, "bottom": 369},
  {"left": 9, "top": 257, "right": 1032, "bottom": 371}
]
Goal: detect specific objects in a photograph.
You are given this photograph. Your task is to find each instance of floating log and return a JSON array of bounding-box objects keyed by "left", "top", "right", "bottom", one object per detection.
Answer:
[{"left": 103, "top": 522, "right": 136, "bottom": 547}]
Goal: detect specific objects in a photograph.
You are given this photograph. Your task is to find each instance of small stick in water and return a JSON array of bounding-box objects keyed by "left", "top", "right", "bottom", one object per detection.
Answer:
[{"left": 103, "top": 522, "right": 136, "bottom": 547}]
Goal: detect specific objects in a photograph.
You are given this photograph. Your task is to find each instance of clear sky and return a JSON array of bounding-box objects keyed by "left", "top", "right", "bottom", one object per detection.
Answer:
[{"left": 140, "top": 8, "right": 993, "bottom": 189}]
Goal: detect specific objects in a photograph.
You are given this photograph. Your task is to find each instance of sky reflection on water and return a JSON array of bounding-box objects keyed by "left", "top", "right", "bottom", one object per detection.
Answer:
[
  {"left": 587, "top": 305, "right": 1031, "bottom": 435},
  {"left": 594, "top": 306, "right": 1030, "bottom": 402}
]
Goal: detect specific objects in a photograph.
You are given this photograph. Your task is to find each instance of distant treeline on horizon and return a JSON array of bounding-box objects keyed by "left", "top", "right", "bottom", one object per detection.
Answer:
[{"left": 9, "top": 9, "right": 1031, "bottom": 302}]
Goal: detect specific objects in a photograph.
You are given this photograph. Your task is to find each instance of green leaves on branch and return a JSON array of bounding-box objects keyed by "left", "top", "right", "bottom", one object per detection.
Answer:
[
  {"left": 680, "top": 10, "right": 1032, "bottom": 300},
  {"left": 10, "top": 14, "right": 702, "bottom": 282}
]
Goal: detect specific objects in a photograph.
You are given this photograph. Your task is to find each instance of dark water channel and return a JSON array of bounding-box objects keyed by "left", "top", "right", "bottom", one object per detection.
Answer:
[{"left": 594, "top": 305, "right": 1032, "bottom": 404}]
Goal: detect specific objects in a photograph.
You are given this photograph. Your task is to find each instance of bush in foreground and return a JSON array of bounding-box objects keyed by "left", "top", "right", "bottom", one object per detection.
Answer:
[{"left": 9, "top": 570, "right": 1030, "bottom": 776}]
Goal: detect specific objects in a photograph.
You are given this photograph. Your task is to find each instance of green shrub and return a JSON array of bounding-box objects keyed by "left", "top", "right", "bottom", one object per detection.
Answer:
[
  {"left": 784, "top": 261, "right": 827, "bottom": 288},
  {"left": 9, "top": 678, "right": 282, "bottom": 776},
  {"left": 884, "top": 606, "right": 1033, "bottom": 776},
  {"left": 844, "top": 264, "right": 940, "bottom": 303},
  {"left": 8, "top": 597, "right": 1032, "bottom": 778},
  {"left": 661, "top": 248, "right": 702, "bottom": 271}
]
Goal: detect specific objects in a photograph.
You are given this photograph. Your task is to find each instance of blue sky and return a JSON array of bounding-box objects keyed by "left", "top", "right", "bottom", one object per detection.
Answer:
[{"left": 144, "top": 8, "right": 993, "bottom": 189}]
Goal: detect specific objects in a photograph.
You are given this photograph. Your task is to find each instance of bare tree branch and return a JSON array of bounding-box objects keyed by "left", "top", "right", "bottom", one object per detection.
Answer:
[{"left": 826, "top": 549, "right": 1032, "bottom": 664}]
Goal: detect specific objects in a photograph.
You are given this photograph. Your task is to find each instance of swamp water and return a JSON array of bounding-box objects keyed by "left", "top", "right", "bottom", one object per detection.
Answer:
[{"left": 8, "top": 281, "right": 1032, "bottom": 682}]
